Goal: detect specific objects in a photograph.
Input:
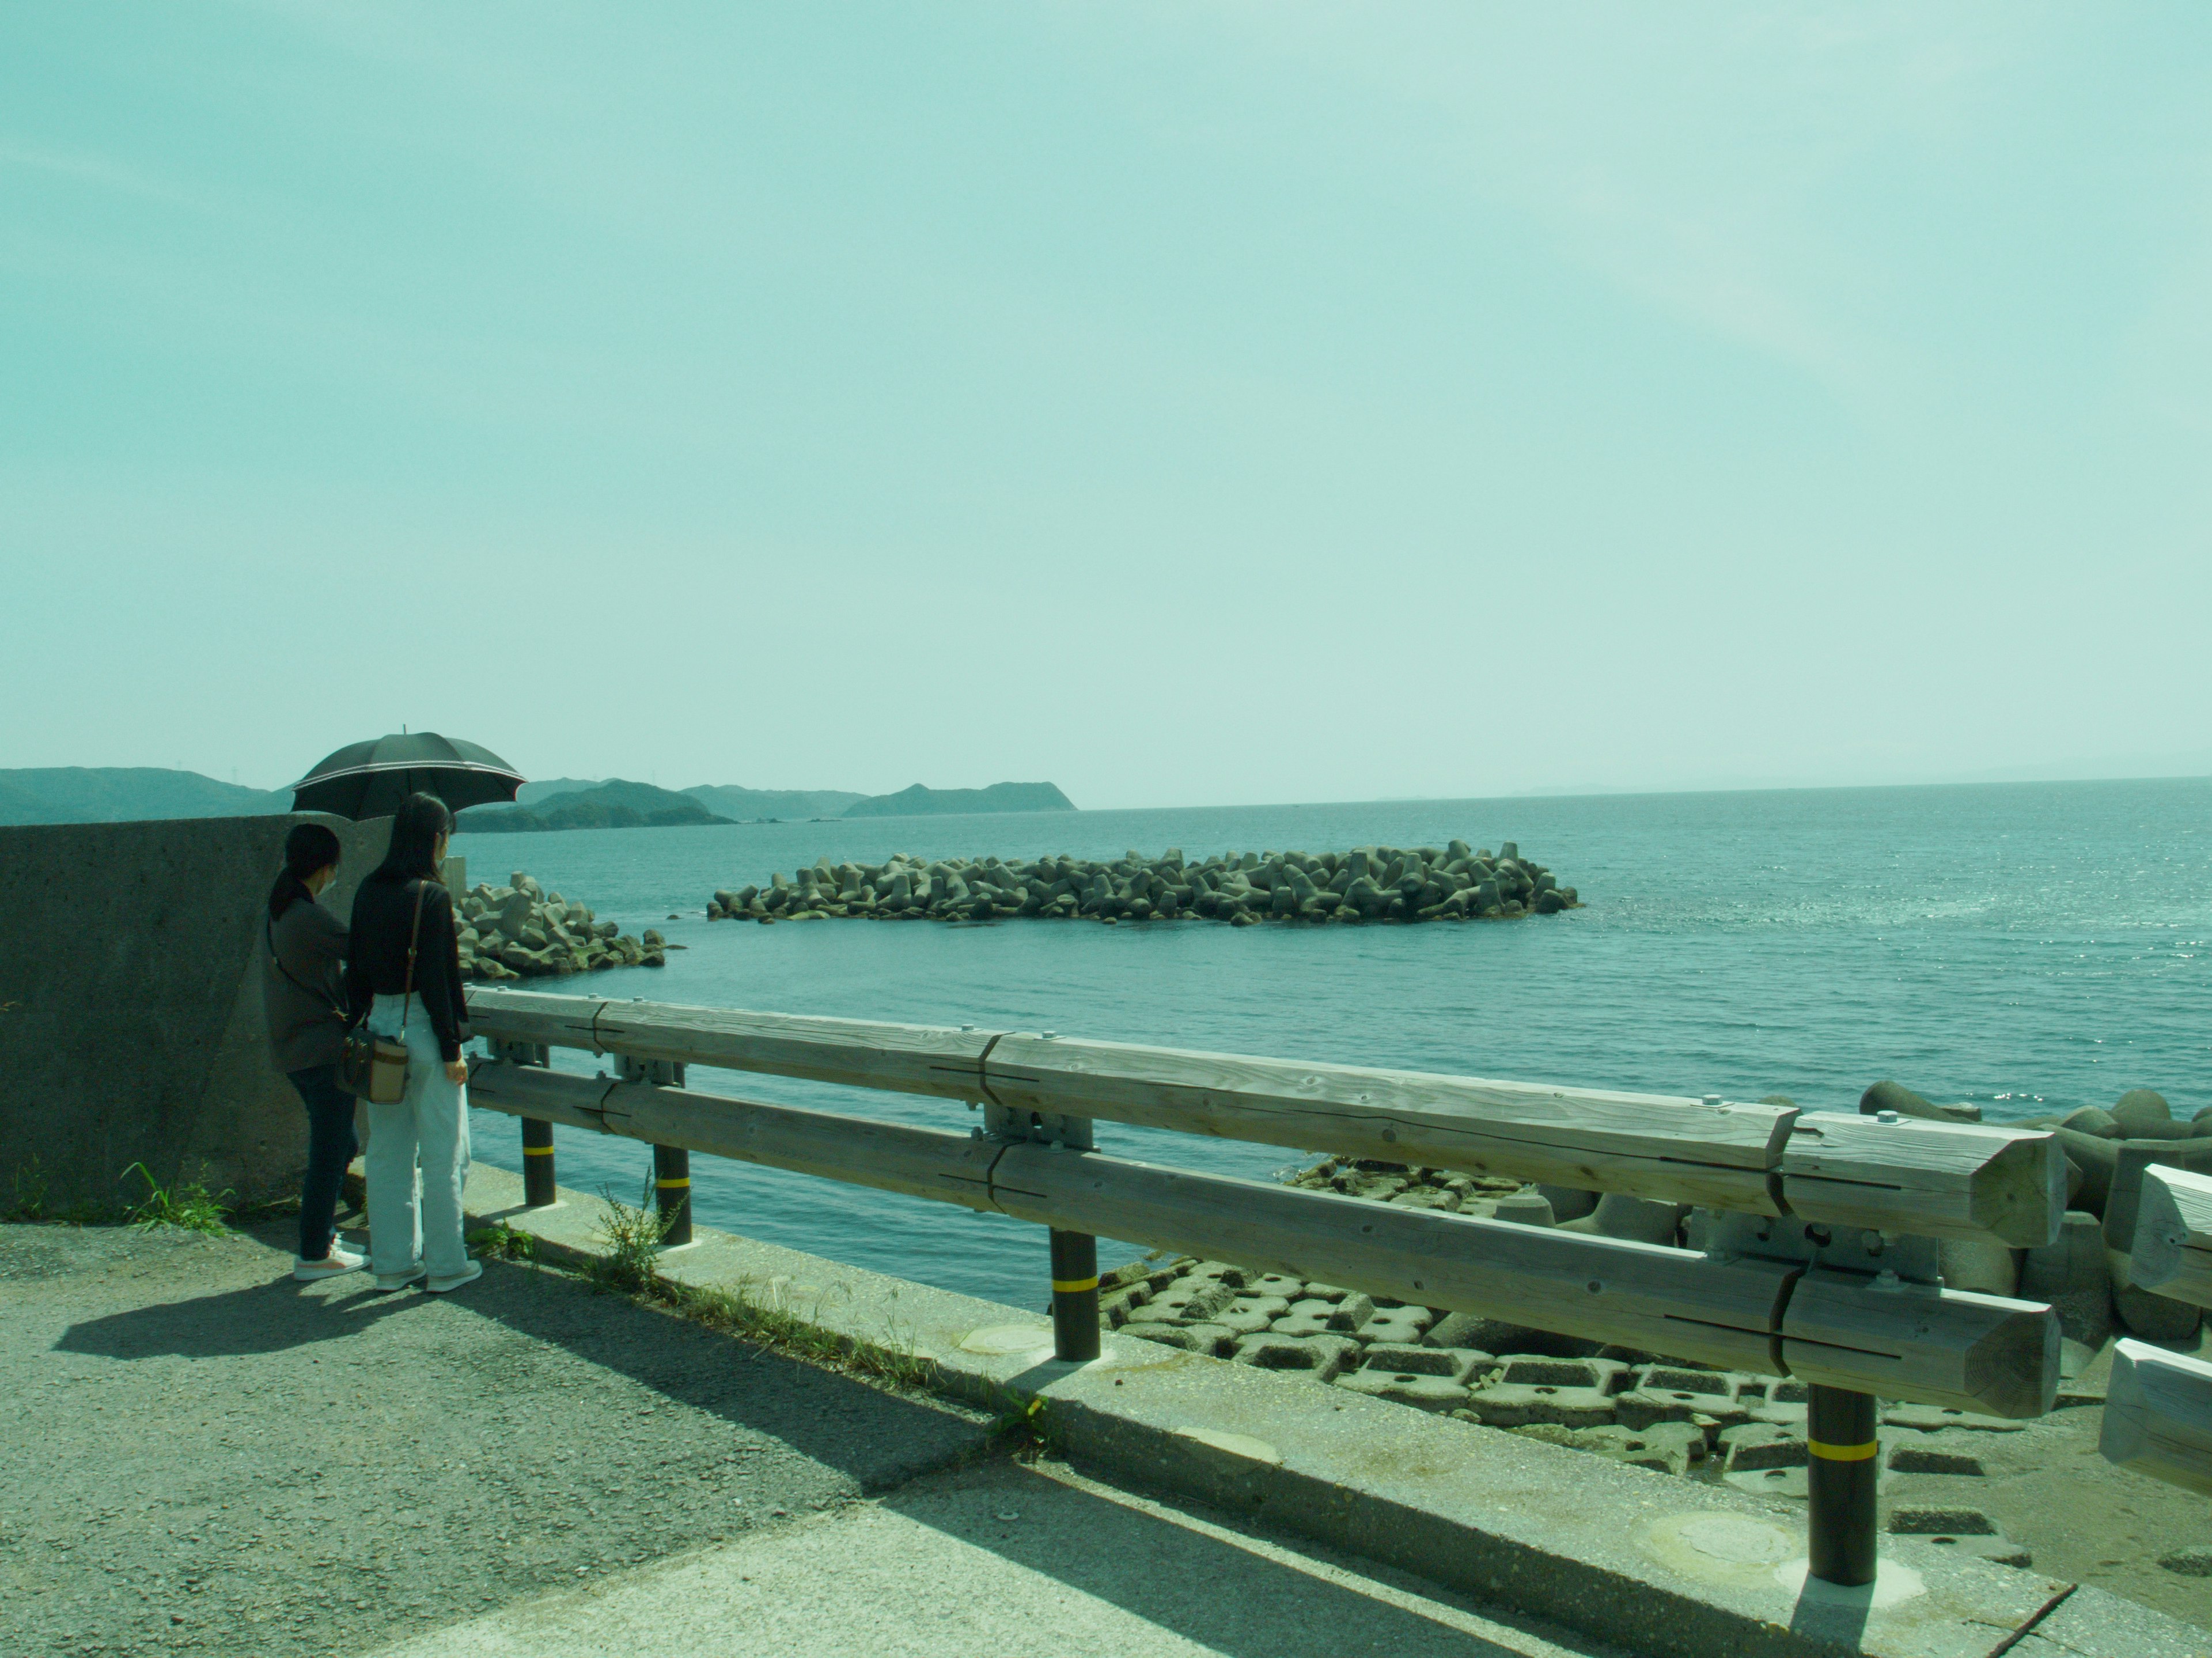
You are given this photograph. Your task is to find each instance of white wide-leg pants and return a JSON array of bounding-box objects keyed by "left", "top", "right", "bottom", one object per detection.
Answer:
[{"left": 362, "top": 992, "right": 472, "bottom": 1280}]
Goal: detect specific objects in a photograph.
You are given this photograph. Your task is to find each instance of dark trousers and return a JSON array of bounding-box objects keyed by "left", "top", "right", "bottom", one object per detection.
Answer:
[{"left": 287, "top": 1065, "right": 360, "bottom": 1261}]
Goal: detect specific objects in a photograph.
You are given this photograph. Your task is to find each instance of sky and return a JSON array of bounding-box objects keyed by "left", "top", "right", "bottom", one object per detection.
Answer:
[{"left": 3, "top": 4, "right": 2209, "bottom": 808}]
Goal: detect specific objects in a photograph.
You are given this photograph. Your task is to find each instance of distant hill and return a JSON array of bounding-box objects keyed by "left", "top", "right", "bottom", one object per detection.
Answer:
[
  {"left": 683, "top": 784, "right": 870, "bottom": 820},
  {"left": 513, "top": 777, "right": 607, "bottom": 805},
  {"left": 0, "top": 767, "right": 291, "bottom": 826},
  {"left": 842, "top": 782, "right": 1076, "bottom": 819},
  {"left": 457, "top": 779, "right": 731, "bottom": 834}
]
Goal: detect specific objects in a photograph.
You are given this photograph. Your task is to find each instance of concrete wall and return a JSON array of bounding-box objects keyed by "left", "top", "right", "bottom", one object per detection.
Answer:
[{"left": 0, "top": 813, "right": 391, "bottom": 1215}]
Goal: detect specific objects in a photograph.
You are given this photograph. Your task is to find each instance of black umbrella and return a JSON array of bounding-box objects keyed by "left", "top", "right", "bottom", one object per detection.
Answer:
[{"left": 288, "top": 732, "right": 525, "bottom": 820}]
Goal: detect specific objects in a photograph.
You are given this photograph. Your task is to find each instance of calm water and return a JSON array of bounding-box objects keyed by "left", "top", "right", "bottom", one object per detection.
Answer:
[{"left": 453, "top": 778, "right": 2212, "bottom": 1308}]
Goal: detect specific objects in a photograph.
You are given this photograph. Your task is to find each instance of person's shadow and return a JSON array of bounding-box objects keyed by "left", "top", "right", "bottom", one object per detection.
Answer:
[{"left": 55, "top": 1274, "right": 425, "bottom": 1360}]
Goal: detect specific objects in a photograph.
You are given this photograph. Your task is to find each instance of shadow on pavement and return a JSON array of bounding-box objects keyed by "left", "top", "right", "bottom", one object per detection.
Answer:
[
  {"left": 54, "top": 1273, "right": 430, "bottom": 1357},
  {"left": 882, "top": 1459, "right": 1574, "bottom": 1658}
]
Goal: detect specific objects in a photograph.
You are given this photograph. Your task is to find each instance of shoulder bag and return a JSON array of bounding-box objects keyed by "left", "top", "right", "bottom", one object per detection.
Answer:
[{"left": 338, "top": 880, "right": 427, "bottom": 1105}]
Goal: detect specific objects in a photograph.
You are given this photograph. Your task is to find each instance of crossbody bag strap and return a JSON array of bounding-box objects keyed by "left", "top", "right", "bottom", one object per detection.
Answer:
[
  {"left": 267, "top": 913, "right": 346, "bottom": 1020},
  {"left": 400, "top": 879, "right": 427, "bottom": 1032}
]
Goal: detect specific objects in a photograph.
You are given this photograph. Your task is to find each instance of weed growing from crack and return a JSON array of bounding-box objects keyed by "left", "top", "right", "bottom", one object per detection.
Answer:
[
  {"left": 469, "top": 1222, "right": 537, "bottom": 1262},
  {"left": 585, "top": 1181, "right": 679, "bottom": 1293},
  {"left": 119, "top": 1164, "right": 233, "bottom": 1232}
]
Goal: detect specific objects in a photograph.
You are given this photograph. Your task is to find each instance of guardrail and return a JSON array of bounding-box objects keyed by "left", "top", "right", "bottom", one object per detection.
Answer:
[{"left": 463, "top": 984, "right": 2068, "bottom": 1591}]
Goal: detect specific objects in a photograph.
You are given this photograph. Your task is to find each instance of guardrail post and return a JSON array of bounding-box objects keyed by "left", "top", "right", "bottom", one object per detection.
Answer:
[
  {"left": 1806, "top": 1384, "right": 1880, "bottom": 1586},
  {"left": 986, "top": 1100, "right": 1101, "bottom": 1362},
  {"left": 489, "top": 1040, "right": 557, "bottom": 1206},
  {"left": 617, "top": 1056, "right": 692, "bottom": 1246},
  {"left": 1050, "top": 1229, "right": 1101, "bottom": 1362}
]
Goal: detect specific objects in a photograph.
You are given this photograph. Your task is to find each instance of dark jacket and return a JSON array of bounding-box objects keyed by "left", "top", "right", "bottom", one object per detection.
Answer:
[
  {"left": 345, "top": 876, "right": 468, "bottom": 1062},
  {"left": 263, "top": 896, "right": 349, "bottom": 1073}
]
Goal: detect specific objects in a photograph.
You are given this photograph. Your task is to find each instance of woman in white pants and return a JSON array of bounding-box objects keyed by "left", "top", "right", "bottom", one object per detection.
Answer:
[{"left": 344, "top": 792, "right": 479, "bottom": 1293}]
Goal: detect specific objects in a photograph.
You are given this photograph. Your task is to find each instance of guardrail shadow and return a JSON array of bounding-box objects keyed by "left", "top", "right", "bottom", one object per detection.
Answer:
[{"left": 877, "top": 1457, "right": 1571, "bottom": 1658}]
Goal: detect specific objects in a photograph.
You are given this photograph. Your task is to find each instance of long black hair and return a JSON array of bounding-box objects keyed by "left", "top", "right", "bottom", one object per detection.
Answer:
[
  {"left": 268, "top": 822, "right": 343, "bottom": 921},
  {"left": 369, "top": 792, "right": 453, "bottom": 885}
]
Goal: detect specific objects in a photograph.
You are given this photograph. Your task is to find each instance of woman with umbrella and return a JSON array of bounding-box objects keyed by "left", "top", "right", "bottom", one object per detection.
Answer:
[{"left": 345, "top": 792, "right": 479, "bottom": 1293}]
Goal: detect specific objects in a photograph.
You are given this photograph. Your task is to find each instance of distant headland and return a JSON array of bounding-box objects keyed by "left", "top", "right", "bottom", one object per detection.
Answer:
[
  {"left": 461, "top": 777, "right": 1078, "bottom": 831},
  {"left": 0, "top": 767, "right": 1077, "bottom": 829}
]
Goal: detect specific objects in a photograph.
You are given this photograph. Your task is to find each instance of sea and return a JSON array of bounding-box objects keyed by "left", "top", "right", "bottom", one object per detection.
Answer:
[{"left": 452, "top": 777, "right": 2212, "bottom": 1310}]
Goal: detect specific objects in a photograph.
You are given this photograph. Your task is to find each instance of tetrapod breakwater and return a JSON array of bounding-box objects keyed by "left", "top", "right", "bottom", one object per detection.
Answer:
[{"left": 707, "top": 841, "right": 1579, "bottom": 925}]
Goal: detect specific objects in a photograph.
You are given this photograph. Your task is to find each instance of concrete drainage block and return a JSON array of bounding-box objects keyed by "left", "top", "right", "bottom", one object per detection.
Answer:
[
  {"left": 1463, "top": 1383, "right": 1618, "bottom": 1429},
  {"left": 1334, "top": 1370, "right": 1473, "bottom": 1412},
  {"left": 1887, "top": 1507, "right": 2031, "bottom": 1569},
  {"left": 1360, "top": 1343, "right": 1491, "bottom": 1383},
  {"left": 1232, "top": 1333, "right": 1358, "bottom": 1381}
]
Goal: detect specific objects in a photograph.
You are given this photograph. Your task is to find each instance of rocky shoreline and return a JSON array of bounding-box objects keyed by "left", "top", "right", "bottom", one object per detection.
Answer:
[
  {"left": 456, "top": 872, "right": 665, "bottom": 981},
  {"left": 707, "top": 841, "right": 1578, "bottom": 925}
]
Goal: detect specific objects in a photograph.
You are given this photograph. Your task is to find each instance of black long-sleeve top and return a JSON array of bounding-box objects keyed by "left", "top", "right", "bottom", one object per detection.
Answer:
[{"left": 345, "top": 876, "right": 468, "bottom": 1062}]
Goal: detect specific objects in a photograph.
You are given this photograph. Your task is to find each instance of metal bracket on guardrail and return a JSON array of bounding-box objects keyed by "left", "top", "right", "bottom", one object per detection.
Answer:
[
  {"left": 1688, "top": 1206, "right": 1940, "bottom": 1589},
  {"left": 1687, "top": 1209, "right": 1941, "bottom": 1285},
  {"left": 983, "top": 1103, "right": 1094, "bottom": 1150},
  {"left": 982, "top": 1103, "right": 1100, "bottom": 1361}
]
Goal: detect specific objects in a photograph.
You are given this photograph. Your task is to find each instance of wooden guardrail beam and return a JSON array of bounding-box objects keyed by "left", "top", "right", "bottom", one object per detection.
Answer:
[
  {"left": 466, "top": 1061, "right": 2058, "bottom": 1417},
  {"left": 2100, "top": 1337, "right": 2212, "bottom": 1494},
  {"left": 468, "top": 989, "right": 996, "bottom": 1100},
  {"left": 2127, "top": 1165, "right": 2212, "bottom": 1309},
  {"left": 463, "top": 989, "right": 2062, "bottom": 1246},
  {"left": 978, "top": 1032, "right": 1789, "bottom": 1213}
]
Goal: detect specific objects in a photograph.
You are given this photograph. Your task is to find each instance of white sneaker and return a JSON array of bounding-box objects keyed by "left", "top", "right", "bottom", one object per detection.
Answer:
[
  {"left": 427, "top": 1259, "right": 483, "bottom": 1294},
  {"left": 293, "top": 1245, "right": 367, "bottom": 1281},
  {"left": 375, "top": 1265, "right": 429, "bottom": 1291}
]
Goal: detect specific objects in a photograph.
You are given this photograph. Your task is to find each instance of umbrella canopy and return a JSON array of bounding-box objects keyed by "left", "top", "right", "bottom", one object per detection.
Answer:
[{"left": 288, "top": 732, "right": 524, "bottom": 820}]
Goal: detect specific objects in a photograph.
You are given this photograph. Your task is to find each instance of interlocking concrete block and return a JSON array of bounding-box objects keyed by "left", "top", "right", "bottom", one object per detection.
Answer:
[
  {"left": 1744, "top": 1378, "right": 1808, "bottom": 1426},
  {"left": 1889, "top": 1508, "right": 2031, "bottom": 1569},
  {"left": 1210, "top": 1290, "right": 1289, "bottom": 1334},
  {"left": 1232, "top": 1333, "right": 1358, "bottom": 1381},
  {"left": 1881, "top": 1404, "right": 2026, "bottom": 1433},
  {"left": 1422, "top": 1311, "right": 1601, "bottom": 1359},
  {"left": 1121, "top": 1321, "right": 1236, "bottom": 1356},
  {"left": 1361, "top": 1343, "right": 1490, "bottom": 1383},
  {"left": 1718, "top": 1422, "right": 1805, "bottom": 1472},
  {"left": 1616, "top": 1368, "right": 1751, "bottom": 1432},
  {"left": 1300, "top": 1281, "right": 1354, "bottom": 1303},
  {"left": 1270, "top": 1313, "right": 1336, "bottom": 1338},
  {"left": 1464, "top": 1383, "right": 1618, "bottom": 1429},
  {"left": 1132, "top": 1282, "right": 1234, "bottom": 1323},
  {"left": 1185, "top": 1260, "right": 1252, "bottom": 1289},
  {"left": 1245, "top": 1273, "right": 1304, "bottom": 1300},
  {"left": 1333, "top": 1369, "right": 1473, "bottom": 1412},
  {"left": 1355, "top": 1306, "right": 1433, "bottom": 1345},
  {"left": 1512, "top": 1421, "right": 1703, "bottom": 1476},
  {"left": 1887, "top": 1437, "right": 1987, "bottom": 1475},
  {"left": 1496, "top": 1356, "right": 1629, "bottom": 1393}
]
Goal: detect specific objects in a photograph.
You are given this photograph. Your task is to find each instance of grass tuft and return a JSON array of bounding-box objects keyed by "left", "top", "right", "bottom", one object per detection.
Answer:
[
  {"left": 6, "top": 1158, "right": 50, "bottom": 1222},
  {"left": 119, "top": 1163, "right": 233, "bottom": 1233}
]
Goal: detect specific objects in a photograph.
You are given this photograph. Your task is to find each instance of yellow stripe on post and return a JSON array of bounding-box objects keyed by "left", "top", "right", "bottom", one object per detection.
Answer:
[
  {"left": 1051, "top": 1275, "right": 1100, "bottom": 1294},
  {"left": 656, "top": 1178, "right": 691, "bottom": 1189},
  {"left": 1807, "top": 1439, "right": 1879, "bottom": 1462},
  {"left": 522, "top": 1145, "right": 554, "bottom": 1156}
]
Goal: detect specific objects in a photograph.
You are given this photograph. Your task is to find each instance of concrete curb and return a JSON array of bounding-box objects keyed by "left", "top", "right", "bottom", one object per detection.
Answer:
[{"left": 459, "top": 1165, "right": 2210, "bottom": 1658}]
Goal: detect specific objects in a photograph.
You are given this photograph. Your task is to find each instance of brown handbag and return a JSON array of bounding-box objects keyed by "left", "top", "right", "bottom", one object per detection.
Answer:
[{"left": 338, "top": 880, "right": 427, "bottom": 1104}]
